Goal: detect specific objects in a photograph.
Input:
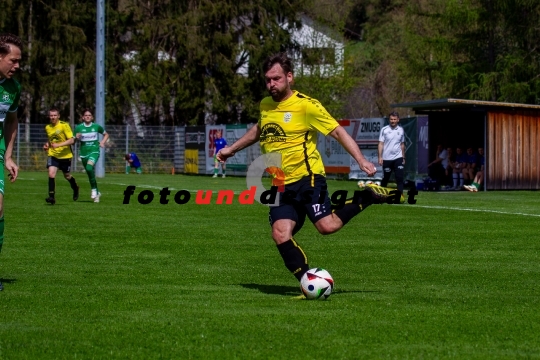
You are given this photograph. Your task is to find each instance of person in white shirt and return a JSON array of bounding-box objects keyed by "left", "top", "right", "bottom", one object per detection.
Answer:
[{"left": 378, "top": 111, "right": 406, "bottom": 195}]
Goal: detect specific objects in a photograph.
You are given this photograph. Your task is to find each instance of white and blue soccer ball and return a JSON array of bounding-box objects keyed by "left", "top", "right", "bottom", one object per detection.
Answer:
[{"left": 300, "top": 268, "right": 334, "bottom": 300}]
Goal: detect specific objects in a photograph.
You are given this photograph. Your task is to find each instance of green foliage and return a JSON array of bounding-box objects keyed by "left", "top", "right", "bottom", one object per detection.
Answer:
[
  {"left": 321, "top": 0, "right": 540, "bottom": 116},
  {"left": 2, "top": 0, "right": 305, "bottom": 125},
  {"left": 104, "top": 0, "right": 305, "bottom": 125},
  {"left": 293, "top": 62, "right": 359, "bottom": 119},
  {"left": 403, "top": 0, "right": 540, "bottom": 103}
]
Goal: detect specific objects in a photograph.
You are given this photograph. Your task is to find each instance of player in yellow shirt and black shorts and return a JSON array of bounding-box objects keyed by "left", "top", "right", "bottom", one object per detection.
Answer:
[
  {"left": 217, "top": 53, "right": 398, "bottom": 283},
  {"left": 43, "top": 107, "right": 79, "bottom": 205}
]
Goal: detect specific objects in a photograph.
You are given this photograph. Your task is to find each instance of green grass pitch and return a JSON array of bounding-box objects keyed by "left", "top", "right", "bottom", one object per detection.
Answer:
[{"left": 0, "top": 172, "right": 539, "bottom": 358}]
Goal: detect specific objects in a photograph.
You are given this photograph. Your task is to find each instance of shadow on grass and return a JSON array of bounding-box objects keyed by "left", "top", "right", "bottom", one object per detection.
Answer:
[
  {"left": 240, "top": 283, "right": 380, "bottom": 297},
  {"left": 333, "top": 289, "right": 380, "bottom": 295},
  {"left": 0, "top": 278, "right": 16, "bottom": 284},
  {"left": 240, "top": 283, "right": 299, "bottom": 296}
]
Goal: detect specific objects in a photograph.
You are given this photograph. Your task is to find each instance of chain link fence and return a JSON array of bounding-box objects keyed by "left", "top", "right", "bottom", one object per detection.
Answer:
[{"left": 15, "top": 124, "right": 176, "bottom": 174}]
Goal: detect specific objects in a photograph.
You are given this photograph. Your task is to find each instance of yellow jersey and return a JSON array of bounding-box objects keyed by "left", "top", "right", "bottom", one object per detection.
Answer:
[
  {"left": 258, "top": 91, "right": 339, "bottom": 184},
  {"left": 45, "top": 121, "right": 74, "bottom": 159}
]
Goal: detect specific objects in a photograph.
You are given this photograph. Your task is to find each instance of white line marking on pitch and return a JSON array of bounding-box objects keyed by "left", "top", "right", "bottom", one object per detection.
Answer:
[
  {"left": 414, "top": 205, "right": 540, "bottom": 217},
  {"left": 16, "top": 178, "right": 247, "bottom": 195}
]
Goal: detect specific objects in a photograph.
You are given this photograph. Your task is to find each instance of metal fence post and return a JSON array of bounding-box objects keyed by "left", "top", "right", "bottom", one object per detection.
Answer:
[{"left": 125, "top": 125, "right": 129, "bottom": 173}]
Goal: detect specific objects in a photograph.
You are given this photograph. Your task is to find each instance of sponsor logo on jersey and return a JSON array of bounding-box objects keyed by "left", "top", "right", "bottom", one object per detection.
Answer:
[
  {"left": 2, "top": 94, "right": 10, "bottom": 102},
  {"left": 283, "top": 112, "right": 292, "bottom": 123},
  {"left": 260, "top": 123, "right": 286, "bottom": 143},
  {"left": 81, "top": 132, "right": 99, "bottom": 142},
  {"left": 0, "top": 103, "right": 10, "bottom": 118}
]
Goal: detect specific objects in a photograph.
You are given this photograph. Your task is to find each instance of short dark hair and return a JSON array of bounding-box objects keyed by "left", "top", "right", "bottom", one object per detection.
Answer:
[
  {"left": 389, "top": 111, "right": 399, "bottom": 118},
  {"left": 0, "top": 33, "right": 23, "bottom": 56},
  {"left": 49, "top": 107, "right": 60, "bottom": 114},
  {"left": 262, "top": 52, "right": 293, "bottom": 75},
  {"left": 124, "top": 154, "right": 131, "bottom": 160},
  {"left": 82, "top": 108, "right": 93, "bottom": 115}
]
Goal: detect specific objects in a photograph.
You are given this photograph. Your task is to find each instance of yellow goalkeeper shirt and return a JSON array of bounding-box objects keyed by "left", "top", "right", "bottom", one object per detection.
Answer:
[
  {"left": 45, "top": 121, "right": 74, "bottom": 159},
  {"left": 258, "top": 91, "right": 339, "bottom": 184}
]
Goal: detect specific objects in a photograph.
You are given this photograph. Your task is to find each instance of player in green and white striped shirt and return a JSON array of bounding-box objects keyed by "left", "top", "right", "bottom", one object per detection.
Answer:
[{"left": 74, "top": 109, "right": 109, "bottom": 203}]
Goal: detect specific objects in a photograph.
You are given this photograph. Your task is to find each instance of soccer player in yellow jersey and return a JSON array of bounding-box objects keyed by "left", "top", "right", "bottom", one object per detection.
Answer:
[
  {"left": 218, "top": 53, "right": 397, "bottom": 283},
  {"left": 43, "top": 107, "right": 79, "bottom": 205}
]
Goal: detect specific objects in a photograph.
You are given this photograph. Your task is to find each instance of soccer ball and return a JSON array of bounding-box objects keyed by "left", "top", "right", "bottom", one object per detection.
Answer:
[
  {"left": 300, "top": 268, "right": 334, "bottom": 300},
  {"left": 357, "top": 180, "right": 365, "bottom": 188},
  {"left": 366, "top": 180, "right": 374, "bottom": 185}
]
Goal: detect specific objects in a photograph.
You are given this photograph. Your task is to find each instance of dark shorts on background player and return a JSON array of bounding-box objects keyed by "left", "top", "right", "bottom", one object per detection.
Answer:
[
  {"left": 269, "top": 174, "right": 332, "bottom": 233},
  {"left": 47, "top": 157, "right": 72, "bottom": 173}
]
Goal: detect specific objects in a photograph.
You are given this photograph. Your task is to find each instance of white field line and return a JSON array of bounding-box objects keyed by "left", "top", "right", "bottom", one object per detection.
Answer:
[
  {"left": 413, "top": 205, "right": 540, "bottom": 218},
  {"left": 16, "top": 178, "right": 243, "bottom": 194}
]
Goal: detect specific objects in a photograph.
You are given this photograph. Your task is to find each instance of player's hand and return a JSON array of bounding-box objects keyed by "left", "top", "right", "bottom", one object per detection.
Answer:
[
  {"left": 217, "top": 147, "right": 234, "bottom": 162},
  {"left": 51, "top": 143, "right": 60, "bottom": 149},
  {"left": 378, "top": 158, "right": 383, "bottom": 166},
  {"left": 76, "top": 133, "right": 82, "bottom": 139},
  {"left": 43, "top": 143, "right": 49, "bottom": 151},
  {"left": 359, "top": 159, "right": 377, "bottom": 177},
  {"left": 5, "top": 158, "right": 18, "bottom": 183}
]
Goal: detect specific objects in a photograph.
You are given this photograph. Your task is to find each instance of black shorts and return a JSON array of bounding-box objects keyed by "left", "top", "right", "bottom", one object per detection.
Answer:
[
  {"left": 47, "top": 157, "right": 72, "bottom": 173},
  {"left": 269, "top": 174, "right": 332, "bottom": 233}
]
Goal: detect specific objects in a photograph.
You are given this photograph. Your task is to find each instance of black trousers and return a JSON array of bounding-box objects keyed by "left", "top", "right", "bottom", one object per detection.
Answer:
[{"left": 381, "top": 158, "right": 404, "bottom": 192}]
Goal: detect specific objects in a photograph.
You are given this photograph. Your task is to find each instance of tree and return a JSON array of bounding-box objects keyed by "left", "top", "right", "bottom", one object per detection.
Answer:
[{"left": 106, "top": 0, "right": 304, "bottom": 125}]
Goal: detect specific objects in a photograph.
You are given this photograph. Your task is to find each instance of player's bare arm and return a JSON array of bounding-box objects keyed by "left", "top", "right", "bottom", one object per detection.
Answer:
[
  {"left": 217, "top": 125, "right": 261, "bottom": 162},
  {"left": 51, "top": 137, "right": 75, "bottom": 149},
  {"left": 4, "top": 112, "right": 18, "bottom": 182},
  {"left": 329, "top": 126, "right": 376, "bottom": 176},
  {"left": 100, "top": 132, "right": 109, "bottom": 148},
  {"left": 378, "top": 141, "right": 384, "bottom": 165},
  {"left": 401, "top": 142, "right": 406, "bottom": 164}
]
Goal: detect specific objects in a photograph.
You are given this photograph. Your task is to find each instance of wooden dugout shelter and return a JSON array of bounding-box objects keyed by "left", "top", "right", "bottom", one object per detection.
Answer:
[{"left": 392, "top": 98, "right": 540, "bottom": 190}]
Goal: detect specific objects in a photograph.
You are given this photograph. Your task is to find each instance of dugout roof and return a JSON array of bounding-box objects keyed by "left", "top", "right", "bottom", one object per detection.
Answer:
[{"left": 391, "top": 98, "right": 540, "bottom": 113}]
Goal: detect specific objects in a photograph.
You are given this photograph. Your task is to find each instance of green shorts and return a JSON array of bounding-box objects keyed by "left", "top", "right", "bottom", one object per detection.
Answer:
[
  {"left": 127, "top": 165, "right": 142, "bottom": 174},
  {"left": 81, "top": 153, "right": 100, "bottom": 166}
]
